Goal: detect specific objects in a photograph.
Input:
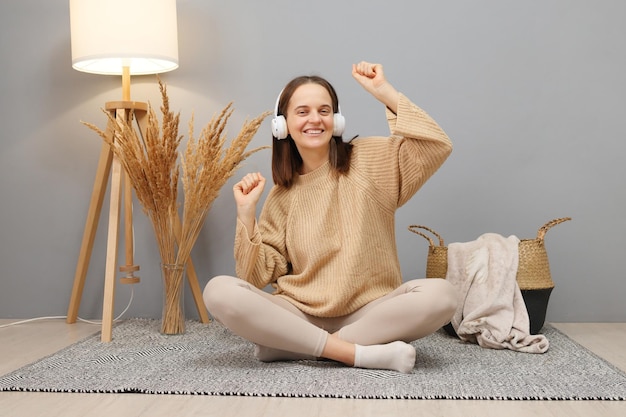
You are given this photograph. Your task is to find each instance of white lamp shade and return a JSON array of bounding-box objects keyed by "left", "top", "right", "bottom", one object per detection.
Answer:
[{"left": 70, "top": 0, "right": 179, "bottom": 76}]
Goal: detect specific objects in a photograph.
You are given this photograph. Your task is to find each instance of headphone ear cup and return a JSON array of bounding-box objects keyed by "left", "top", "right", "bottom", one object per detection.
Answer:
[
  {"left": 333, "top": 113, "right": 345, "bottom": 137},
  {"left": 271, "top": 115, "right": 288, "bottom": 140}
]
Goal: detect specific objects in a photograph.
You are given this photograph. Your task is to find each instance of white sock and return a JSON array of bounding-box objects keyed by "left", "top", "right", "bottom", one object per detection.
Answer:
[{"left": 353, "top": 341, "right": 416, "bottom": 373}]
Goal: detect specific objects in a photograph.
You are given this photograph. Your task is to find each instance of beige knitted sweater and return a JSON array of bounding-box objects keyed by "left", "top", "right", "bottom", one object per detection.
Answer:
[{"left": 234, "top": 93, "right": 452, "bottom": 317}]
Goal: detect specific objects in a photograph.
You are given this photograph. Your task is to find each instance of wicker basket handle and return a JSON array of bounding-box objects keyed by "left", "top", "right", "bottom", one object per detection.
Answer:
[
  {"left": 408, "top": 225, "right": 445, "bottom": 247},
  {"left": 536, "top": 217, "right": 571, "bottom": 241}
]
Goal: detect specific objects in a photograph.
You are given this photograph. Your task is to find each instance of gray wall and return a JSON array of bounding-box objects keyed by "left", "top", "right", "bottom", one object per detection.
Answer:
[{"left": 1, "top": 0, "right": 624, "bottom": 322}]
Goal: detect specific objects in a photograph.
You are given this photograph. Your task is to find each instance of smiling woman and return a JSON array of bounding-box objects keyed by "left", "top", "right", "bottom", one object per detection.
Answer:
[{"left": 201, "top": 61, "right": 456, "bottom": 374}]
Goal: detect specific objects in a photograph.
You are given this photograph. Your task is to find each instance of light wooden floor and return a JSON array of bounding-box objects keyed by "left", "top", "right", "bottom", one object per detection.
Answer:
[{"left": 1, "top": 319, "right": 625, "bottom": 417}]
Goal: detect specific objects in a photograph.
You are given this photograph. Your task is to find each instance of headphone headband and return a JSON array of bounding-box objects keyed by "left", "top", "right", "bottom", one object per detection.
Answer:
[{"left": 273, "top": 88, "right": 284, "bottom": 119}]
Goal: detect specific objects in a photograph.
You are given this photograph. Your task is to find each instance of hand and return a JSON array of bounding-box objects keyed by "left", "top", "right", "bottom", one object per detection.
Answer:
[
  {"left": 234, "top": 172, "right": 266, "bottom": 209},
  {"left": 352, "top": 61, "right": 387, "bottom": 93},
  {"left": 233, "top": 172, "right": 265, "bottom": 235},
  {"left": 233, "top": 172, "right": 266, "bottom": 232},
  {"left": 352, "top": 61, "right": 399, "bottom": 113}
]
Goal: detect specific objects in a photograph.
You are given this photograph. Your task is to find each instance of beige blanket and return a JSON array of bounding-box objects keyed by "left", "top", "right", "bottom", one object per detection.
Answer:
[{"left": 446, "top": 233, "right": 549, "bottom": 353}]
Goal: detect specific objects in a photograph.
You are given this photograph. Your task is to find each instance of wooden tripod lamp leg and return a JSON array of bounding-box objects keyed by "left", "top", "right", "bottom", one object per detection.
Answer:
[
  {"left": 184, "top": 254, "right": 211, "bottom": 324},
  {"left": 66, "top": 141, "right": 114, "bottom": 324},
  {"left": 119, "top": 170, "right": 140, "bottom": 284},
  {"left": 101, "top": 154, "right": 124, "bottom": 342}
]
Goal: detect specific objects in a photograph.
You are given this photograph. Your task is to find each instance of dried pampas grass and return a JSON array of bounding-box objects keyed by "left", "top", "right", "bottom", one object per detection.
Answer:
[{"left": 84, "top": 79, "right": 270, "bottom": 334}]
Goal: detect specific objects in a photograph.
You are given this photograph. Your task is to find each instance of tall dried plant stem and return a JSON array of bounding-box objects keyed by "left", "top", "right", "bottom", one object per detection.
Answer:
[
  {"left": 161, "top": 262, "right": 185, "bottom": 334},
  {"left": 177, "top": 104, "right": 270, "bottom": 267}
]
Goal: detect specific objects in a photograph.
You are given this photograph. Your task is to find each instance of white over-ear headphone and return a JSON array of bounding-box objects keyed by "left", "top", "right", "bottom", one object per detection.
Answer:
[{"left": 271, "top": 90, "right": 346, "bottom": 140}]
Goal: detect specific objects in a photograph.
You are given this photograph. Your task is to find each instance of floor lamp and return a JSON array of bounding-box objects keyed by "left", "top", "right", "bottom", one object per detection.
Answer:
[{"left": 66, "top": 0, "right": 209, "bottom": 342}]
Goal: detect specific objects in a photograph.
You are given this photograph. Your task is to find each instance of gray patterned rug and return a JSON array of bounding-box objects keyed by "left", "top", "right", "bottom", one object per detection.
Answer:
[{"left": 1, "top": 319, "right": 625, "bottom": 400}]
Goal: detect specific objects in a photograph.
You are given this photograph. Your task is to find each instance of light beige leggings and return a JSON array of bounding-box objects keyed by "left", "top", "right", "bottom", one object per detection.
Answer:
[{"left": 203, "top": 275, "right": 457, "bottom": 358}]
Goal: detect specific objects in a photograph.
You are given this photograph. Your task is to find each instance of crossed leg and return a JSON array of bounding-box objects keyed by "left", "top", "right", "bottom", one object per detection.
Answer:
[{"left": 203, "top": 276, "right": 456, "bottom": 373}]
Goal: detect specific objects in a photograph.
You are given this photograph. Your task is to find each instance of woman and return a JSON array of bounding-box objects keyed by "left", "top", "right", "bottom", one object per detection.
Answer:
[{"left": 203, "top": 61, "right": 456, "bottom": 373}]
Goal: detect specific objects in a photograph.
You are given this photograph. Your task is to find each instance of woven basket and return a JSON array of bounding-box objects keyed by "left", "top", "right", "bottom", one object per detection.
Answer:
[
  {"left": 407, "top": 224, "right": 449, "bottom": 281},
  {"left": 408, "top": 217, "right": 571, "bottom": 334}
]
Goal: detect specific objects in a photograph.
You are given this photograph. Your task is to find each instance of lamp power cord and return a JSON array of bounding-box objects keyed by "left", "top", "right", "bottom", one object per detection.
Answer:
[{"left": 0, "top": 286, "right": 135, "bottom": 329}]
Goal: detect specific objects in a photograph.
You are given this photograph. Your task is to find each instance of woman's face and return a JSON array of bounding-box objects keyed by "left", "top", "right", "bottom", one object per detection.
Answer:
[{"left": 285, "top": 83, "right": 334, "bottom": 155}]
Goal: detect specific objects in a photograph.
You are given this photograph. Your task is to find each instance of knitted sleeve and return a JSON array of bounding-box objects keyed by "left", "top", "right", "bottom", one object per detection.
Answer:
[
  {"left": 352, "top": 93, "right": 452, "bottom": 208},
  {"left": 391, "top": 93, "right": 452, "bottom": 206},
  {"left": 234, "top": 185, "right": 290, "bottom": 288}
]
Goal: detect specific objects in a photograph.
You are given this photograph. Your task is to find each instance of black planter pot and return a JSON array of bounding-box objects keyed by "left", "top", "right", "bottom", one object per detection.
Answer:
[{"left": 442, "top": 287, "right": 553, "bottom": 337}]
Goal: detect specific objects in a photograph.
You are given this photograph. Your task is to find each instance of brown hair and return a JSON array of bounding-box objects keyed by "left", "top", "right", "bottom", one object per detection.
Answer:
[{"left": 271, "top": 75, "right": 353, "bottom": 188}]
